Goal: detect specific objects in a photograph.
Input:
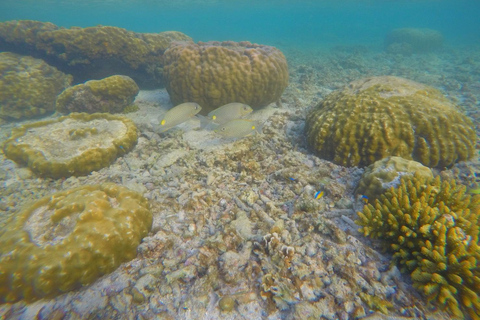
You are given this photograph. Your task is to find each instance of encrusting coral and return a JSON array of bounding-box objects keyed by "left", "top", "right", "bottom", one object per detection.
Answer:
[
  {"left": 3, "top": 113, "right": 138, "bottom": 178},
  {"left": 0, "top": 183, "right": 152, "bottom": 303},
  {"left": 163, "top": 41, "right": 289, "bottom": 114},
  {"left": 0, "top": 52, "right": 72, "bottom": 120},
  {"left": 356, "top": 174, "right": 480, "bottom": 319},
  {"left": 305, "top": 76, "right": 476, "bottom": 168},
  {"left": 56, "top": 75, "right": 139, "bottom": 114}
]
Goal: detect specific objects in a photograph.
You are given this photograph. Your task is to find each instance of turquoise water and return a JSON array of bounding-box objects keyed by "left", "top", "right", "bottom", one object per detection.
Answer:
[{"left": 1, "top": 0, "right": 479, "bottom": 48}]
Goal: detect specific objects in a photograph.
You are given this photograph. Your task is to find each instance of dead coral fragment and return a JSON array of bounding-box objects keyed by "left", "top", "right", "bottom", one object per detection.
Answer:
[
  {"left": 305, "top": 76, "right": 476, "bottom": 168},
  {"left": 0, "top": 183, "right": 152, "bottom": 303},
  {"left": 356, "top": 174, "right": 480, "bottom": 319},
  {"left": 3, "top": 112, "right": 137, "bottom": 178}
]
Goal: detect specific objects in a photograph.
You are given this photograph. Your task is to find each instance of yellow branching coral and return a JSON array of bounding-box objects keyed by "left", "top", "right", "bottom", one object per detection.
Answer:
[
  {"left": 163, "top": 41, "right": 289, "bottom": 114},
  {"left": 305, "top": 76, "right": 476, "bottom": 168},
  {"left": 356, "top": 174, "right": 480, "bottom": 319}
]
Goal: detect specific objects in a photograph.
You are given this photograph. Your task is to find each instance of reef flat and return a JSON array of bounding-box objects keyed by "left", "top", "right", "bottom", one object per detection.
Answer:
[{"left": 0, "top": 44, "right": 479, "bottom": 319}]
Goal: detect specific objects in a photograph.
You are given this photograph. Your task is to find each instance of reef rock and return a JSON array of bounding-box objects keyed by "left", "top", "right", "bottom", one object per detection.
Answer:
[
  {"left": 0, "top": 20, "right": 192, "bottom": 88},
  {"left": 3, "top": 113, "right": 138, "bottom": 178},
  {"left": 0, "top": 52, "right": 72, "bottom": 120},
  {"left": 163, "top": 40, "right": 289, "bottom": 114},
  {"left": 56, "top": 75, "right": 139, "bottom": 114},
  {"left": 385, "top": 28, "right": 443, "bottom": 54},
  {"left": 0, "top": 183, "right": 152, "bottom": 303},
  {"left": 305, "top": 76, "right": 476, "bottom": 168}
]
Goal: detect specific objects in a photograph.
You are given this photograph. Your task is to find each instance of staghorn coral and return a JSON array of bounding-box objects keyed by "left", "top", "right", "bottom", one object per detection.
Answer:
[
  {"left": 3, "top": 112, "right": 137, "bottom": 178},
  {"left": 163, "top": 41, "right": 289, "bottom": 114},
  {"left": 356, "top": 174, "right": 480, "bottom": 319},
  {"left": 0, "top": 20, "right": 192, "bottom": 88},
  {"left": 0, "top": 183, "right": 152, "bottom": 303},
  {"left": 56, "top": 75, "right": 139, "bottom": 114},
  {"left": 305, "top": 76, "right": 476, "bottom": 168},
  {"left": 355, "top": 156, "right": 433, "bottom": 201},
  {"left": 0, "top": 52, "right": 72, "bottom": 120}
]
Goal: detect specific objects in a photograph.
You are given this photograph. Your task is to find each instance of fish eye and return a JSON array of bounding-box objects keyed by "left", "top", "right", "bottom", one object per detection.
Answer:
[{"left": 221, "top": 127, "right": 226, "bottom": 131}]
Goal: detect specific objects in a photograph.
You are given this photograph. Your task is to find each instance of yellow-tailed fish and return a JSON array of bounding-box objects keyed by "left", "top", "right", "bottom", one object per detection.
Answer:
[
  {"left": 200, "top": 102, "right": 253, "bottom": 129},
  {"left": 158, "top": 102, "right": 201, "bottom": 133},
  {"left": 215, "top": 119, "right": 263, "bottom": 139}
]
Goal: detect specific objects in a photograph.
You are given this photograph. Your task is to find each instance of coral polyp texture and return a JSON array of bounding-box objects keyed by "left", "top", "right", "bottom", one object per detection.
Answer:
[
  {"left": 163, "top": 41, "right": 289, "bottom": 114},
  {"left": 0, "top": 20, "right": 192, "bottom": 88},
  {"left": 0, "top": 183, "right": 152, "bottom": 303},
  {"left": 355, "top": 156, "right": 433, "bottom": 201},
  {"left": 3, "top": 113, "right": 137, "bottom": 178},
  {"left": 356, "top": 174, "right": 480, "bottom": 319},
  {"left": 385, "top": 28, "right": 444, "bottom": 54},
  {"left": 56, "top": 75, "right": 139, "bottom": 114},
  {"left": 305, "top": 76, "right": 476, "bottom": 168},
  {"left": 0, "top": 52, "right": 72, "bottom": 120}
]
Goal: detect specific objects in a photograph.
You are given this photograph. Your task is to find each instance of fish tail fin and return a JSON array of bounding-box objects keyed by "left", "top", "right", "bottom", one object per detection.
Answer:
[
  {"left": 254, "top": 121, "right": 265, "bottom": 134},
  {"left": 197, "top": 114, "right": 211, "bottom": 129}
]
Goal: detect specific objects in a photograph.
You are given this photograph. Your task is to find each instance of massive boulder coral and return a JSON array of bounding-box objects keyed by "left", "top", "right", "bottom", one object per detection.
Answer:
[
  {"left": 163, "top": 41, "right": 289, "bottom": 114},
  {"left": 0, "top": 183, "right": 152, "bottom": 303},
  {"left": 385, "top": 28, "right": 443, "bottom": 54},
  {"left": 356, "top": 174, "right": 480, "bottom": 319},
  {"left": 0, "top": 20, "right": 192, "bottom": 88},
  {"left": 305, "top": 76, "right": 476, "bottom": 168},
  {"left": 0, "top": 52, "right": 72, "bottom": 120},
  {"left": 56, "top": 75, "right": 139, "bottom": 114},
  {"left": 3, "top": 113, "right": 137, "bottom": 178}
]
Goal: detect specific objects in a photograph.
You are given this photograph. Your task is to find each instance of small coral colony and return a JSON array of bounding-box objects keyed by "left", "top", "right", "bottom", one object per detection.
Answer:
[{"left": 0, "top": 19, "right": 478, "bottom": 319}]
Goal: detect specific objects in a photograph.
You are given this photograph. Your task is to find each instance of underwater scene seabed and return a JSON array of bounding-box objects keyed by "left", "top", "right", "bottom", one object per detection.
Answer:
[{"left": 0, "top": 12, "right": 479, "bottom": 320}]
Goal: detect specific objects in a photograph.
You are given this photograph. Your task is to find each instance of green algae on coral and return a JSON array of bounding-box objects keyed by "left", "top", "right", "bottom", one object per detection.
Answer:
[
  {"left": 356, "top": 174, "right": 480, "bottom": 319},
  {"left": 305, "top": 76, "right": 476, "bottom": 168},
  {"left": 0, "top": 183, "right": 152, "bottom": 303},
  {"left": 0, "top": 52, "right": 72, "bottom": 120},
  {"left": 56, "top": 75, "right": 139, "bottom": 114},
  {"left": 3, "top": 112, "right": 137, "bottom": 178}
]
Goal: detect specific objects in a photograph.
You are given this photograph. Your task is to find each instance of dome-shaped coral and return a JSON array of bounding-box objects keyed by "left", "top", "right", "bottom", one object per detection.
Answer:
[
  {"left": 356, "top": 174, "right": 480, "bottom": 319},
  {"left": 3, "top": 112, "right": 137, "bottom": 178},
  {"left": 0, "top": 183, "right": 152, "bottom": 303},
  {"left": 355, "top": 156, "right": 433, "bottom": 201},
  {"left": 56, "top": 75, "right": 139, "bottom": 114},
  {"left": 163, "top": 41, "right": 289, "bottom": 114},
  {"left": 305, "top": 76, "right": 476, "bottom": 168},
  {"left": 385, "top": 28, "right": 443, "bottom": 54},
  {"left": 0, "top": 52, "right": 72, "bottom": 120}
]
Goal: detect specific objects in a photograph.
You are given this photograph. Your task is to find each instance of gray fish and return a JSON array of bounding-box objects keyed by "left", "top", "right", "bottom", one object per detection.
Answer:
[
  {"left": 201, "top": 103, "right": 253, "bottom": 129},
  {"left": 215, "top": 119, "right": 263, "bottom": 139},
  {"left": 158, "top": 102, "right": 202, "bottom": 133}
]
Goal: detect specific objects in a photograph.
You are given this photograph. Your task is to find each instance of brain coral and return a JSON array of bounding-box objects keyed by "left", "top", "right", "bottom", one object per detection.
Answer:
[
  {"left": 0, "top": 183, "right": 152, "bottom": 303},
  {"left": 163, "top": 41, "right": 289, "bottom": 114},
  {"left": 0, "top": 20, "right": 192, "bottom": 88},
  {"left": 305, "top": 76, "right": 476, "bottom": 168},
  {"left": 56, "top": 75, "right": 139, "bottom": 114},
  {"left": 356, "top": 174, "right": 480, "bottom": 319},
  {"left": 0, "top": 52, "right": 72, "bottom": 120},
  {"left": 3, "top": 113, "right": 137, "bottom": 178},
  {"left": 356, "top": 156, "right": 433, "bottom": 201},
  {"left": 385, "top": 28, "right": 444, "bottom": 54}
]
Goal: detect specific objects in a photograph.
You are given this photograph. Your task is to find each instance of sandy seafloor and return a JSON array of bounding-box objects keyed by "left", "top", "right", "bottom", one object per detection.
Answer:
[{"left": 0, "top": 45, "right": 479, "bottom": 320}]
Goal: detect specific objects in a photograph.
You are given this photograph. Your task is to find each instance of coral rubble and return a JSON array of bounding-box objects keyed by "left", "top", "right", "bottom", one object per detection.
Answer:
[
  {"left": 0, "top": 183, "right": 152, "bottom": 303},
  {"left": 3, "top": 113, "right": 138, "bottom": 178},
  {"left": 0, "top": 52, "right": 72, "bottom": 120},
  {"left": 356, "top": 174, "right": 480, "bottom": 319},
  {"left": 305, "top": 76, "right": 476, "bottom": 168},
  {"left": 56, "top": 75, "right": 139, "bottom": 114},
  {"left": 163, "top": 41, "right": 289, "bottom": 114}
]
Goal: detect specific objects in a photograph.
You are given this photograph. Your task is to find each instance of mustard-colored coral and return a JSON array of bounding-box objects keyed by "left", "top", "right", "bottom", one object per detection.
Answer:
[
  {"left": 163, "top": 41, "right": 289, "bottom": 114},
  {"left": 56, "top": 75, "right": 139, "bottom": 114},
  {"left": 0, "top": 183, "right": 152, "bottom": 303},
  {"left": 3, "top": 112, "right": 137, "bottom": 178},
  {"left": 0, "top": 20, "right": 192, "bottom": 88},
  {"left": 305, "top": 76, "right": 476, "bottom": 168},
  {"left": 356, "top": 174, "right": 480, "bottom": 319},
  {"left": 0, "top": 52, "right": 72, "bottom": 120}
]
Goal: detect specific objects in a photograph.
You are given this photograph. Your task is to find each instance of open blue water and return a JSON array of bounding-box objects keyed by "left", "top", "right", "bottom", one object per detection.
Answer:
[{"left": 1, "top": 0, "right": 479, "bottom": 49}]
